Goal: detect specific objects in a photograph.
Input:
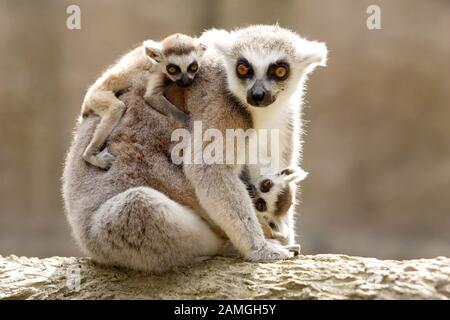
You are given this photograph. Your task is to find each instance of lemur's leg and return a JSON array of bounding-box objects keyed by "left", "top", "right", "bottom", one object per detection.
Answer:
[
  {"left": 82, "top": 91, "right": 126, "bottom": 169},
  {"left": 85, "top": 186, "right": 224, "bottom": 273},
  {"left": 184, "top": 164, "right": 295, "bottom": 261},
  {"left": 145, "top": 94, "right": 190, "bottom": 126}
]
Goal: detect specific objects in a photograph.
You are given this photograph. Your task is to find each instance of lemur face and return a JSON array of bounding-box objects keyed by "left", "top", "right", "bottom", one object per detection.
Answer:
[
  {"left": 232, "top": 53, "right": 293, "bottom": 107},
  {"left": 161, "top": 52, "right": 202, "bottom": 87},
  {"left": 215, "top": 25, "right": 327, "bottom": 108},
  {"left": 144, "top": 33, "right": 207, "bottom": 87}
]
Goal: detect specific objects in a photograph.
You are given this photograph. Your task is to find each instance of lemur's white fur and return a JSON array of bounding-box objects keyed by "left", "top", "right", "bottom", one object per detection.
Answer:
[
  {"left": 201, "top": 26, "right": 326, "bottom": 176},
  {"left": 201, "top": 25, "right": 327, "bottom": 245},
  {"left": 81, "top": 34, "right": 205, "bottom": 169}
]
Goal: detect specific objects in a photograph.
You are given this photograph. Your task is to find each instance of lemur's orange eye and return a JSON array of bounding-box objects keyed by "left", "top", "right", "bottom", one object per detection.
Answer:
[
  {"left": 237, "top": 63, "right": 249, "bottom": 76},
  {"left": 168, "top": 67, "right": 177, "bottom": 74},
  {"left": 236, "top": 59, "right": 253, "bottom": 79},
  {"left": 275, "top": 66, "right": 287, "bottom": 78}
]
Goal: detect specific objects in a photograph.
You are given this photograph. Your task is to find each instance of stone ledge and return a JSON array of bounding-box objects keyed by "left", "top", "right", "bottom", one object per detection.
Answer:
[{"left": 0, "top": 254, "right": 449, "bottom": 299}]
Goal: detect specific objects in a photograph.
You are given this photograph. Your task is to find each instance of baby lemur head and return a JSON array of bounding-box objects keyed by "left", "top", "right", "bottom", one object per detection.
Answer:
[
  {"left": 144, "top": 34, "right": 207, "bottom": 87},
  {"left": 214, "top": 25, "right": 327, "bottom": 108},
  {"left": 248, "top": 167, "right": 308, "bottom": 245}
]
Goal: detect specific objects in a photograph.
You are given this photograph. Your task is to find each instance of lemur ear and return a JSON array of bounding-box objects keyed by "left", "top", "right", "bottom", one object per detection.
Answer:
[
  {"left": 197, "top": 43, "right": 207, "bottom": 56},
  {"left": 143, "top": 40, "right": 163, "bottom": 63},
  {"left": 214, "top": 38, "right": 234, "bottom": 58},
  {"left": 296, "top": 40, "right": 328, "bottom": 67},
  {"left": 205, "top": 29, "right": 235, "bottom": 58}
]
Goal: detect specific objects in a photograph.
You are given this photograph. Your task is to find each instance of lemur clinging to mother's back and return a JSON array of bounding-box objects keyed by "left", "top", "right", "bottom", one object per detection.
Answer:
[{"left": 81, "top": 34, "right": 206, "bottom": 169}]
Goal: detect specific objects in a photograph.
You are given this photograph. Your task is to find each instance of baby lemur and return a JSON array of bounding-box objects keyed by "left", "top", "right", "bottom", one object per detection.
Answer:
[
  {"left": 214, "top": 166, "right": 307, "bottom": 258},
  {"left": 246, "top": 167, "right": 307, "bottom": 246},
  {"left": 81, "top": 34, "right": 206, "bottom": 169}
]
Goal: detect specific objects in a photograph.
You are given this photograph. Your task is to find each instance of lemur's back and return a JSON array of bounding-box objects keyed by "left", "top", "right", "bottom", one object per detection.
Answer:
[{"left": 63, "top": 55, "right": 251, "bottom": 251}]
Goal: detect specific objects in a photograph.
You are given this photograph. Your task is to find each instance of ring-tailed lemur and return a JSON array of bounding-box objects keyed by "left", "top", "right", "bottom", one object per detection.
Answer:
[
  {"left": 63, "top": 25, "right": 327, "bottom": 273},
  {"left": 81, "top": 34, "right": 206, "bottom": 169},
  {"left": 199, "top": 25, "right": 327, "bottom": 247}
]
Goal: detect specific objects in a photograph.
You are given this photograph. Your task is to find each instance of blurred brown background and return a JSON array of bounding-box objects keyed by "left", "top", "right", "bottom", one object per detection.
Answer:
[{"left": 0, "top": 0, "right": 449, "bottom": 259}]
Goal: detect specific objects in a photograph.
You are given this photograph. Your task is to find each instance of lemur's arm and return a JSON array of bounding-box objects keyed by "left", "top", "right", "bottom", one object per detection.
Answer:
[
  {"left": 146, "top": 94, "right": 190, "bottom": 125},
  {"left": 182, "top": 102, "right": 293, "bottom": 260},
  {"left": 184, "top": 163, "right": 292, "bottom": 260}
]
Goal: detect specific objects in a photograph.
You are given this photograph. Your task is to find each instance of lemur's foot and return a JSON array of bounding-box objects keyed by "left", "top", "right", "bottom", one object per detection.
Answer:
[
  {"left": 245, "top": 240, "right": 293, "bottom": 261},
  {"left": 83, "top": 149, "right": 116, "bottom": 170}
]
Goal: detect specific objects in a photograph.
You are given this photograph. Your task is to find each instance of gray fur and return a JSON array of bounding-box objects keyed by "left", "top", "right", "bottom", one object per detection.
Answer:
[
  {"left": 63, "top": 57, "right": 290, "bottom": 273},
  {"left": 63, "top": 25, "right": 326, "bottom": 273}
]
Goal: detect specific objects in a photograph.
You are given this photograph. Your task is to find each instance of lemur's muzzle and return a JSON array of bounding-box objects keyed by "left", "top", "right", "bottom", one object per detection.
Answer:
[
  {"left": 176, "top": 74, "right": 193, "bottom": 87},
  {"left": 247, "top": 80, "right": 274, "bottom": 107}
]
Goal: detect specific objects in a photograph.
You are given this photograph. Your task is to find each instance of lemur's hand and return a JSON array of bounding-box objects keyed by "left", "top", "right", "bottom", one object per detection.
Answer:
[
  {"left": 145, "top": 93, "right": 190, "bottom": 127},
  {"left": 83, "top": 148, "right": 116, "bottom": 170},
  {"left": 245, "top": 239, "right": 294, "bottom": 261}
]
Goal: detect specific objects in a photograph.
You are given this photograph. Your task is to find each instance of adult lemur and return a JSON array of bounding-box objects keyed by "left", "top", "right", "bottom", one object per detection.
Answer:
[{"left": 63, "top": 25, "right": 327, "bottom": 273}]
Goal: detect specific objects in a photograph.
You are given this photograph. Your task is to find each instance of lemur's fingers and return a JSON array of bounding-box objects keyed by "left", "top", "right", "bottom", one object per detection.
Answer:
[
  {"left": 246, "top": 240, "right": 293, "bottom": 261},
  {"left": 280, "top": 167, "right": 308, "bottom": 183}
]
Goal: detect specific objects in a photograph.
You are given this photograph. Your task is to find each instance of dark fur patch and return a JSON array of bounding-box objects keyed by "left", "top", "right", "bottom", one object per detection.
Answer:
[
  {"left": 255, "top": 198, "right": 267, "bottom": 212},
  {"left": 162, "top": 45, "right": 195, "bottom": 57},
  {"left": 260, "top": 179, "right": 273, "bottom": 193},
  {"left": 274, "top": 186, "right": 293, "bottom": 216},
  {"left": 281, "top": 168, "right": 294, "bottom": 176},
  {"left": 161, "top": 34, "right": 196, "bottom": 56}
]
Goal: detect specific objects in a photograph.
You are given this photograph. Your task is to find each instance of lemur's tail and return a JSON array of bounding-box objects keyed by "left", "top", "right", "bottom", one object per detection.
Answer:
[{"left": 84, "top": 186, "right": 223, "bottom": 273}]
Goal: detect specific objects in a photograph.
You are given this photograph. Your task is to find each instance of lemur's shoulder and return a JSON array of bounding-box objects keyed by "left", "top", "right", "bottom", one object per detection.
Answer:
[{"left": 184, "top": 57, "right": 253, "bottom": 131}]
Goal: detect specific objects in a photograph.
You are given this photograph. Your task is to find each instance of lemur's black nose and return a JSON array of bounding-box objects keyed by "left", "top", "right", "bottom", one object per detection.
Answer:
[
  {"left": 251, "top": 88, "right": 265, "bottom": 102},
  {"left": 176, "top": 74, "right": 193, "bottom": 87},
  {"left": 247, "top": 80, "right": 273, "bottom": 107}
]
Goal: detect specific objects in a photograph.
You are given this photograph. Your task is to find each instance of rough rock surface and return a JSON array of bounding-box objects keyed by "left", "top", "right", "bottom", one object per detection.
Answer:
[{"left": 0, "top": 254, "right": 449, "bottom": 300}]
